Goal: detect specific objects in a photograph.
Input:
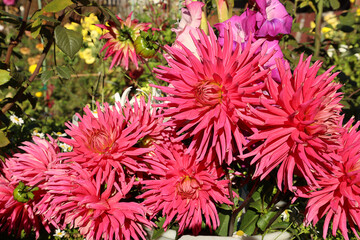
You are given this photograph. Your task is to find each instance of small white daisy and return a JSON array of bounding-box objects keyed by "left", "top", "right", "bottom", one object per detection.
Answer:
[
  {"left": 32, "top": 129, "right": 45, "bottom": 139},
  {"left": 10, "top": 114, "right": 24, "bottom": 126},
  {"left": 53, "top": 131, "right": 67, "bottom": 137},
  {"left": 53, "top": 229, "right": 65, "bottom": 238},
  {"left": 59, "top": 142, "right": 72, "bottom": 152}
]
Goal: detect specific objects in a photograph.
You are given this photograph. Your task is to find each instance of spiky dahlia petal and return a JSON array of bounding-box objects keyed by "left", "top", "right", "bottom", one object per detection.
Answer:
[
  {"left": 42, "top": 163, "right": 154, "bottom": 240},
  {"left": 6, "top": 136, "right": 59, "bottom": 188},
  {"left": 97, "top": 12, "right": 150, "bottom": 70},
  {"left": 245, "top": 55, "right": 343, "bottom": 190},
  {"left": 61, "top": 103, "right": 149, "bottom": 180},
  {"left": 152, "top": 26, "right": 272, "bottom": 165},
  {"left": 296, "top": 119, "right": 360, "bottom": 240},
  {"left": 139, "top": 143, "right": 232, "bottom": 235},
  {"left": 0, "top": 160, "right": 50, "bottom": 239}
]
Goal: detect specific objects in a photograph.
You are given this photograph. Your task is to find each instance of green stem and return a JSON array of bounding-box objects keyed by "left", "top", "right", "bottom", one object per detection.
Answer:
[
  {"left": 314, "top": 0, "right": 324, "bottom": 57},
  {"left": 228, "top": 178, "right": 260, "bottom": 236}
]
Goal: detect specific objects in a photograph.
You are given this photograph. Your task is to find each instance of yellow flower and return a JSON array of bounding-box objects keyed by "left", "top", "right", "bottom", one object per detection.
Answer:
[
  {"left": 79, "top": 48, "right": 95, "bottom": 64},
  {"left": 321, "top": 27, "right": 332, "bottom": 33},
  {"left": 81, "top": 13, "right": 99, "bottom": 30},
  {"left": 310, "top": 21, "right": 316, "bottom": 30},
  {"left": 35, "top": 91, "right": 43, "bottom": 98},
  {"left": 36, "top": 43, "right": 44, "bottom": 51},
  {"left": 29, "top": 64, "right": 42, "bottom": 74},
  {"left": 357, "top": 8, "right": 360, "bottom": 16},
  {"left": 64, "top": 22, "right": 80, "bottom": 31},
  {"left": 20, "top": 47, "right": 30, "bottom": 55},
  {"left": 350, "top": 0, "right": 355, "bottom": 3}
]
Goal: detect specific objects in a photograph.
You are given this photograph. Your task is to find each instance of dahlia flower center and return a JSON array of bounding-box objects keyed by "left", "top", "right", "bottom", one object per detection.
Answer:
[
  {"left": 177, "top": 175, "right": 200, "bottom": 199},
  {"left": 88, "top": 130, "right": 114, "bottom": 154},
  {"left": 195, "top": 81, "right": 223, "bottom": 106}
]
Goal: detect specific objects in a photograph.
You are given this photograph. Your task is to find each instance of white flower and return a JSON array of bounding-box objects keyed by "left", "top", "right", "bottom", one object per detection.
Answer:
[
  {"left": 10, "top": 114, "right": 24, "bottom": 126},
  {"left": 59, "top": 142, "right": 72, "bottom": 152},
  {"left": 32, "top": 129, "right": 45, "bottom": 139},
  {"left": 281, "top": 209, "right": 290, "bottom": 221},
  {"left": 53, "top": 229, "right": 65, "bottom": 238},
  {"left": 233, "top": 230, "right": 247, "bottom": 239},
  {"left": 53, "top": 132, "right": 67, "bottom": 137}
]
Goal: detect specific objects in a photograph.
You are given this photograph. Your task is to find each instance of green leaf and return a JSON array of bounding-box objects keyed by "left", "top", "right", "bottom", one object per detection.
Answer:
[
  {"left": 38, "top": 15, "right": 60, "bottom": 23},
  {"left": 256, "top": 211, "right": 278, "bottom": 231},
  {"left": 0, "top": 69, "right": 11, "bottom": 85},
  {"left": 0, "top": 10, "right": 20, "bottom": 20},
  {"left": 43, "top": 0, "right": 73, "bottom": 13},
  {"left": 239, "top": 209, "right": 259, "bottom": 235},
  {"left": 54, "top": 25, "right": 83, "bottom": 58},
  {"left": 31, "top": 19, "right": 42, "bottom": 38},
  {"left": 215, "top": 207, "right": 232, "bottom": 236},
  {"left": 329, "top": 0, "right": 340, "bottom": 10},
  {"left": 97, "top": 5, "right": 121, "bottom": 27},
  {"left": 56, "top": 66, "right": 72, "bottom": 79},
  {"left": 41, "top": 70, "right": 53, "bottom": 83},
  {"left": 152, "top": 217, "right": 166, "bottom": 239},
  {"left": 0, "top": 130, "right": 10, "bottom": 147}
]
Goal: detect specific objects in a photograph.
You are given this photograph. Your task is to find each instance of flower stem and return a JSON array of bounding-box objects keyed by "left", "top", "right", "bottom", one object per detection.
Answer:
[
  {"left": 228, "top": 178, "right": 260, "bottom": 236},
  {"left": 314, "top": 0, "right": 324, "bottom": 57}
]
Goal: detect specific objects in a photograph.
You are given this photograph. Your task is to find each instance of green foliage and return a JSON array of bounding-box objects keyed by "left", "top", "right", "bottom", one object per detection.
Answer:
[{"left": 54, "top": 26, "right": 83, "bottom": 59}]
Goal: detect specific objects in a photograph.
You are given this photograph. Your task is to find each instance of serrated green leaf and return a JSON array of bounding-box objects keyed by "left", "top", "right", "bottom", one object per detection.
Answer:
[
  {"left": 329, "top": 0, "right": 340, "bottom": 10},
  {"left": 257, "top": 211, "right": 278, "bottom": 231},
  {"left": 0, "top": 130, "right": 10, "bottom": 147},
  {"left": 43, "top": 0, "right": 73, "bottom": 13},
  {"left": 0, "top": 69, "right": 11, "bottom": 85},
  {"left": 56, "top": 66, "right": 71, "bottom": 79},
  {"left": 41, "top": 70, "right": 53, "bottom": 83},
  {"left": 55, "top": 25, "right": 83, "bottom": 58},
  {"left": 239, "top": 209, "right": 259, "bottom": 235}
]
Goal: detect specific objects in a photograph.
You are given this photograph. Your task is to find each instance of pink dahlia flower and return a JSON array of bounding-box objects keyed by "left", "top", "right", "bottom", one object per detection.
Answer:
[
  {"left": 296, "top": 119, "right": 360, "bottom": 240},
  {"left": 6, "top": 136, "right": 59, "bottom": 188},
  {"left": 0, "top": 160, "right": 50, "bottom": 238},
  {"left": 42, "top": 163, "right": 154, "bottom": 240},
  {"left": 122, "top": 96, "right": 165, "bottom": 148},
  {"left": 242, "top": 55, "right": 343, "bottom": 190},
  {"left": 139, "top": 143, "right": 232, "bottom": 235},
  {"left": 61, "top": 103, "right": 150, "bottom": 180},
  {"left": 152, "top": 27, "right": 272, "bottom": 164},
  {"left": 97, "top": 12, "right": 150, "bottom": 70}
]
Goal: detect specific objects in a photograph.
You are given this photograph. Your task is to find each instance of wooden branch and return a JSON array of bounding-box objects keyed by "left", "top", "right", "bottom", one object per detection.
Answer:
[{"left": 4, "top": 0, "right": 33, "bottom": 66}]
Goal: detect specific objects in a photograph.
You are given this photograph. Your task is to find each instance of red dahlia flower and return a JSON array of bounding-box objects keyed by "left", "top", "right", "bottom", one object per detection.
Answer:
[
  {"left": 0, "top": 160, "right": 50, "bottom": 238},
  {"left": 242, "top": 55, "right": 343, "bottom": 190},
  {"left": 139, "top": 143, "right": 232, "bottom": 235},
  {"left": 296, "top": 119, "right": 360, "bottom": 240},
  {"left": 97, "top": 12, "right": 150, "bottom": 70},
  {"left": 152, "top": 26, "right": 272, "bottom": 164},
  {"left": 61, "top": 103, "right": 150, "bottom": 180},
  {"left": 42, "top": 164, "right": 154, "bottom": 240},
  {"left": 6, "top": 136, "right": 59, "bottom": 188}
]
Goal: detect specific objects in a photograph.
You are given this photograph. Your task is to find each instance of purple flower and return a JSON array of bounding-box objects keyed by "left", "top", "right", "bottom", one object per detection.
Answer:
[{"left": 254, "top": 0, "right": 293, "bottom": 37}]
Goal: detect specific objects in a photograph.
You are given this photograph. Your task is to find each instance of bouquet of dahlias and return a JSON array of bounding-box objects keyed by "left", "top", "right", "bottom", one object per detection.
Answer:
[{"left": 1, "top": 0, "right": 360, "bottom": 240}]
